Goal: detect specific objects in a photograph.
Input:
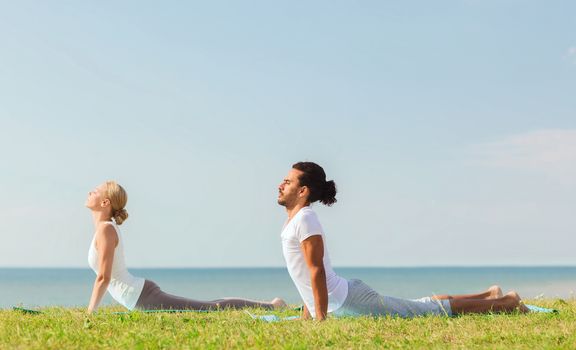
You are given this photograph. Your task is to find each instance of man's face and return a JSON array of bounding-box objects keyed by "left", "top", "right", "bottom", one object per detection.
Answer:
[{"left": 277, "top": 168, "right": 304, "bottom": 208}]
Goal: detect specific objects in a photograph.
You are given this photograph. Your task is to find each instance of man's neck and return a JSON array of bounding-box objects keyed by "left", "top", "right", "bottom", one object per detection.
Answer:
[{"left": 286, "top": 203, "right": 309, "bottom": 221}]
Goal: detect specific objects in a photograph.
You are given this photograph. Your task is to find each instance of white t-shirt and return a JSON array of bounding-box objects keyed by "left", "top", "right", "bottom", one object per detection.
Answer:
[{"left": 281, "top": 206, "right": 348, "bottom": 318}]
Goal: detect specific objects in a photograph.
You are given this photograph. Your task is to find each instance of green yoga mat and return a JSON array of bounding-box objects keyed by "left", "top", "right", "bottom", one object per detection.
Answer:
[
  {"left": 112, "top": 309, "right": 211, "bottom": 315},
  {"left": 13, "top": 307, "right": 42, "bottom": 314},
  {"left": 11, "top": 307, "right": 210, "bottom": 315}
]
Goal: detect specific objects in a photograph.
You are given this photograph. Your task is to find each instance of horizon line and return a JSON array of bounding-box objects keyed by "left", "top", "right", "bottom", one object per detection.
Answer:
[{"left": 2, "top": 265, "right": 576, "bottom": 269}]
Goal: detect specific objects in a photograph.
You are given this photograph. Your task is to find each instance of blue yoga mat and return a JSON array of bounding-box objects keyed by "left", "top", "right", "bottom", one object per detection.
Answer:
[
  {"left": 525, "top": 304, "right": 558, "bottom": 313},
  {"left": 245, "top": 311, "right": 299, "bottom": 322},
  {"left": 246, "top": 304, "right": 558, "bottom": 323}
]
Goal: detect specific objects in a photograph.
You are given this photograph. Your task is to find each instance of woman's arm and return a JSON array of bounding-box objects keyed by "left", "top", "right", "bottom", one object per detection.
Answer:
[
  {"left": 300, "top": 235, "right": 328, "bottom": 320},
  {"left": 87, "top": 224, "right": 118, "bottom": 313}
]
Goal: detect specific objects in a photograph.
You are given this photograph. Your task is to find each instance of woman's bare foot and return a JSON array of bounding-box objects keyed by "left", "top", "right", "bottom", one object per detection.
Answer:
[
  {"left": 505, "top": 291, "right": 530, "bottom": 313},
  {"left": 487, "top": 285, "right": 503, "bottom": 299},
  {"left": 271, "top": 298, "right": 287, "bottom": 309}
]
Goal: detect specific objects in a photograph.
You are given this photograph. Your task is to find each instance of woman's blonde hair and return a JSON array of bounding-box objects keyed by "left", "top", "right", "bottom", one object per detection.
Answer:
[{"left": 105, "top": 181, "right": 129, "bottom": 225}]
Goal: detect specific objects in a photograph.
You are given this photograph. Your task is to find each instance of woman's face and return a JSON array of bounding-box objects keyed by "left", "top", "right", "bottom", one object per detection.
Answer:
[{"left": 85, "top": 183, "right": 109, "bottom": 210}]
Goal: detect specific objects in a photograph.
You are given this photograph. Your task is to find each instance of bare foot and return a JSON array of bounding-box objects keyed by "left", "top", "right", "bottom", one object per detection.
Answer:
[
  {"left": 487, "top": 285, "right": 503, "bottom": 299},
  {"left": 505, "top": 291, "right": 530, "bottom": 313},
  {"left": 517, "top": 300, "right": 530, "bottom": 313},
  {"left": 271, "top": 298, "right": 287, "bottom": 309}
]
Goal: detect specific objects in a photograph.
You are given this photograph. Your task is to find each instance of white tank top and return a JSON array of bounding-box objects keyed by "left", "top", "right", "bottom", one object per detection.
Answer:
[{"left": 88, "top": 221, "right": 145, "bottom": 310}]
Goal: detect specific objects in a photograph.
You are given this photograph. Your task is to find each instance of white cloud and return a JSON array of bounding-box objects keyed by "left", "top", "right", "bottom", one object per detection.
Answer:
[
  {"left": 471, "top": 129, "right": 576, "bottom": 186},
  {"left": 563, "top": 47, "right": 576, "bottom": 63}
]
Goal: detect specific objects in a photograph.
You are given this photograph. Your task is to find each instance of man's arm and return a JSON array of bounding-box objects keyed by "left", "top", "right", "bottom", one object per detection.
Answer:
[{"left": 300, "top": 235, "right": 328, "bottom": 320}]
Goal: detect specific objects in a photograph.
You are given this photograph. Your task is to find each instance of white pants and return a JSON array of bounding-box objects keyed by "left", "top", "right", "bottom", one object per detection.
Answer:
[{"left": 331, "top": 279, "right": 452, "bottom": 318}]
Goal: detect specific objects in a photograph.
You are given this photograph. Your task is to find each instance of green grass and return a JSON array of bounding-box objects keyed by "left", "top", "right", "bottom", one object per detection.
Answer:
[{"left": 2, "top": 299, "right": 575, "bottom": 349}]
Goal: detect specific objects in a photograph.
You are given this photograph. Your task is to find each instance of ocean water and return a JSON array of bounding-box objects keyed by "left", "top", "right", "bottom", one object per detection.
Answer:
[{"left": 1, "top": 267, "right": 575, "bottom": 309}]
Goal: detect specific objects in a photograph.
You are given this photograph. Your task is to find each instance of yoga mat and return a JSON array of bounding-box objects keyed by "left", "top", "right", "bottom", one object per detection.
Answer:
[
  {"left": 113, "top": 309, "right": 211, "bottom": 315},
  {"left": 245, "top": 311, "right": 299, "bottom": 322},
  {"left": 525, "top": 304, "right": 558, "bottom": 313},
  {"left": 12, "top": 304, "right": 557, "bottom": 317},
  {"left": 12, "top": 307, "right": 209, "bottom": 315},
  {"left": 13, "top": 307, "right": 42, "bottom": 314},
  {"left": 245, "top": 304, "right": 558, "bottom": 322}
]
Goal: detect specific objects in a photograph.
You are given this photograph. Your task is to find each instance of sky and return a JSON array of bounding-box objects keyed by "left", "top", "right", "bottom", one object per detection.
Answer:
[{"left": 0, "top": 1, "right": 574, "bottom": 268}]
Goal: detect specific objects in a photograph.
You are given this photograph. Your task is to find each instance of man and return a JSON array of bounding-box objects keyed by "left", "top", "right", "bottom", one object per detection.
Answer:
[{"left": 277, "top": 161, "right": 528, "bottom": 320}]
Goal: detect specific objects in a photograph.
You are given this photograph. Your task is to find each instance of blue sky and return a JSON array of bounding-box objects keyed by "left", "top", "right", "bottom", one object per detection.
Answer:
[{"left": 0, "top": 1, "right": 574, "bottom": 267}]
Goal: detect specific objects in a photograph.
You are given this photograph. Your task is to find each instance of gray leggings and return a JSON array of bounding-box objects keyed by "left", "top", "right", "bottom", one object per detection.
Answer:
[{"left": 134, "top": 280, "right": 274, "bottom": 311}]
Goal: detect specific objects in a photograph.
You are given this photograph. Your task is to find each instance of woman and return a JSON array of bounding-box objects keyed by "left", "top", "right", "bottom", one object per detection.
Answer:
[{"left": 86, "top": 181, "right": 285, "bottom": 313}]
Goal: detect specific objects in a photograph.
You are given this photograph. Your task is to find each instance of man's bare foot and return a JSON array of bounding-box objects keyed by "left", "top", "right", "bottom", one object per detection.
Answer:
[
  {"left": 505, "top": 291, "right": 530, "bottom": 313},
  {"left": 487, "top": 285, "right": 503, "bottom": 299},
  {"left": 271, "top": 298, "right": 287, "bottom": 309}
]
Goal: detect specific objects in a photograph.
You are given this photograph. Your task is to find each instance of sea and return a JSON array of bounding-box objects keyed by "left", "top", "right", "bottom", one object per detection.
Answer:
[{"left": 1, "top": 267, "right": 575, "bottom": 309}]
